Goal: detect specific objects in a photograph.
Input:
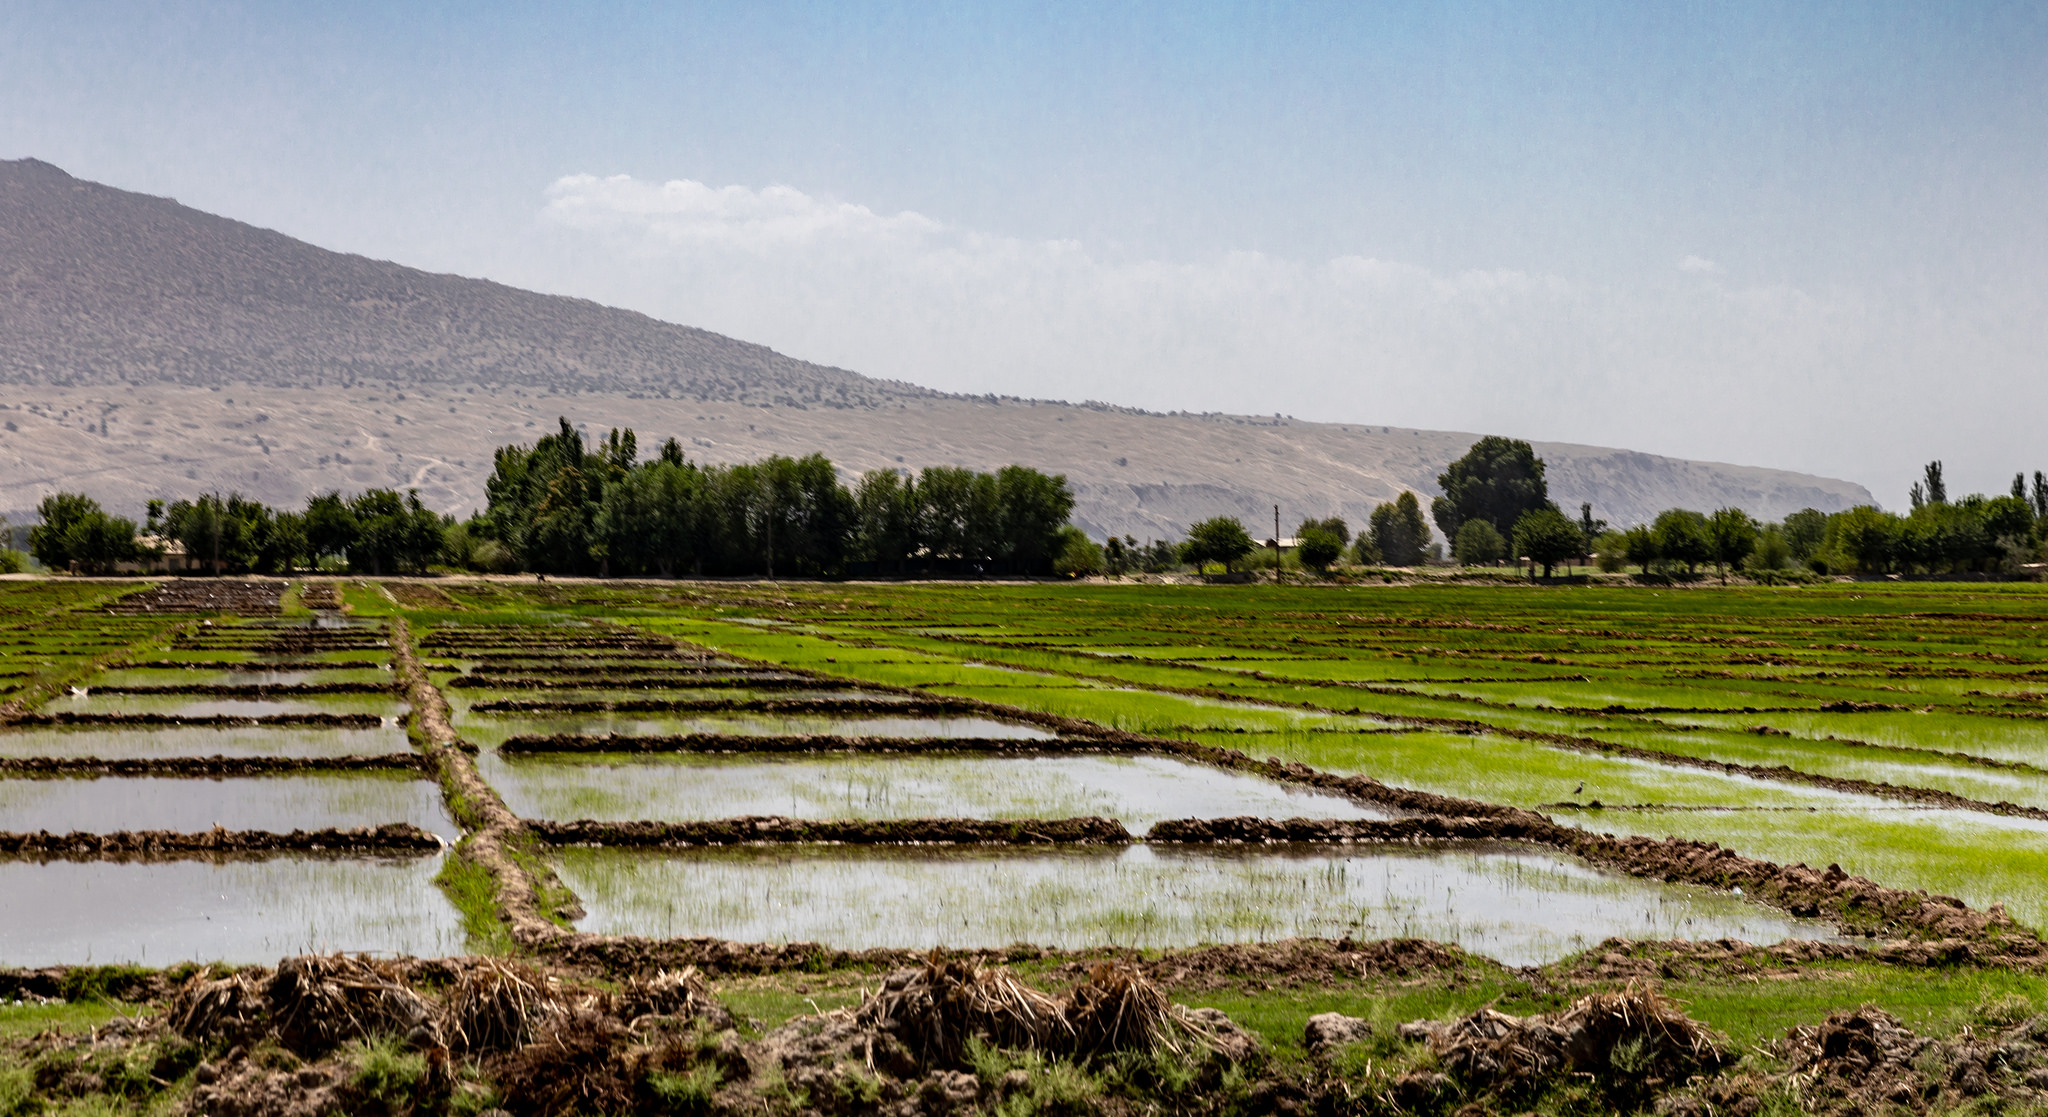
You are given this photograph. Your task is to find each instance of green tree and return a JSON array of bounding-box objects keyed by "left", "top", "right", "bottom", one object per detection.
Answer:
[
  {"left": 1453, "top": 520, "right": 1505, "bottom": 565},
  {"left": 1747, "top": 525, "right": 1792, "bottom": 572},
  {"left": 1593, "top": 529, "right": 1629, "bottom": 573},
  {"left": 1578, "top": 502, "right": 1606, "bottom": 554},
  {"left": 995, "top": 465, "right": 1077, "bottom": 575},
  {"left": 1294, "top": 516, "right": 1350, "bottom": 546},
  {"left": 304, "top": 492, "right": 359, "bottom": 570},
  {"left": 348, "top": 489, "right": 444, "bottom": 575},
  {"left": 29, "top": 492, "right": 125, "bottom": 571},
  {"left": 1370, "top": 492, "right": 1432, "bottom": 566},
  {"left": 1052, "top": 527, "right": 1105, "bottom": 577},
  {"left": 1181, "top": 517, "right": 1255, "bottom": 573},
  {"left": 1296, "top": 527, "right": 1344, "bottom": 572},
  {"left": 1651, "top": 509, "right": 1711, "bottom": 573},
  {"left": 1622, "top": 525, "right": 1660, "bottom": 574},
  {"left": 1432, "top": 436, "right": 1549, "bottom": 541},
  {"left": 1831, "top": 505, "right": 1901, "bottom": 574},
  {"left": 1782, "top": 508, "right": 1828, "bottom": 564},
  {"left": 853, "top": 470, "right": 918, "bottom": 573},
  {"left": 1512, "top": 506, "right": 1583, "bottom": 578},
  {"left": 1706, "top": 507, "right": 1759, "bottom": 583}
]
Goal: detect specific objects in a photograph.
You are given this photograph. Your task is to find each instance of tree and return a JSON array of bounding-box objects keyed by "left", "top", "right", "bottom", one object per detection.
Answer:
[
  {"left": 1432, "top": 436, "right": 1549, "bottom": 541},
  {"left": 2032, "top": 472, "right": 2048, "bottom": 521},
  {"left": 1748, "top": 526, "right": 1793, "bottom": 572},
  {"left": 1651, "top": 509, "right": 1711, "bottom": 573},
  {"left": 1578, "top": 503, "right": 1607, "bottom": 555},
  {"left": 1370, "top": 492, "right": 1432, "bottom": 566},
  {"left": 1512, "top": 506, "right": 1583, "bottom": 578},
  {"left": 348, "top": 489, "right": 444, "bottom": 575},
  {"left": 1706, "top": 507, "right": 1759, "bottom": 583},
  {"left": 853, "top": 470, "right": 917, "bottom": 573},
  {"left": 1297, "top": 527, "right": 1344, "bottom": 572},
  {"left": 1295, "top": 517, "right": 1350, "bottom": 546},
  {"left": 1622, "top": 525, "right": 1659, "bottom": 574},
  {"left": 28, "top": 493, "right": 100, "bottom": 570},
  {"left": 1593, "top": 530, "right": 1629, "bottom": 573},
  {"left": 1782, "top": 508, "right": 1828, "bottom": 564},
  {"left": 995, "top": 465, "right": 1077, "bottom": 575},
  {"left": 1832, "top": 505, "right": 1901, "bottom": 574},
  {"left": 1182, "top": 517, "right": 1254, "bottom": 573},
  {"left": 1910, "top": 460, "right": 1946, "bottom": 510},
  {"left": 1052, "top": 527, "right": 1104, "bottom": 577},
  {"left": 304, "top": 492, "right": 358, "bottom": 570},
  {"left": 1453, "top": 520, "right": 1505, "bottom": 565}
]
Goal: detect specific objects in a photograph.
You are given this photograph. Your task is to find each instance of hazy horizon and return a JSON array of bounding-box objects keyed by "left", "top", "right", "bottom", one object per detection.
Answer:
[{"left": 5, "top": 1, "right": 2045, "bottom": 507}]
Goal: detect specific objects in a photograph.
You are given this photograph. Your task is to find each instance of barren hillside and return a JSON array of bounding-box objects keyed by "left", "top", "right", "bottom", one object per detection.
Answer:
[{"left": 0, "top": 158, "right": 1872, "bottom": 536}]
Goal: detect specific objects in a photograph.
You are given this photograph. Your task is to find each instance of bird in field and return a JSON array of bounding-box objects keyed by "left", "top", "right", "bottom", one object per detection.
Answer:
[{"left": 1572, "top": 781, "right": 1585, "bottom": 796}]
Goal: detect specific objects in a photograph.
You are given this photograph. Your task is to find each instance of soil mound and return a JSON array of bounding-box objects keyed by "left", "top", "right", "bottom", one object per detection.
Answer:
[
  {"left": 527, "top": 815, "right": 1132, "bottom": 847},
  {"left": 105, "top": 580, "right": 283, "bottom": 615},
  {"left": 1420, "top": 983, "right": 1726, "bottom": 1102}
]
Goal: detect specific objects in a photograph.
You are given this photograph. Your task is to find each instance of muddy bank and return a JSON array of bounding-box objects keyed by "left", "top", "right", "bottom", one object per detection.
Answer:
[
  {"left": 0, "top": 822, "right": 442, "bottom": 858},
  {"left": 447, "top": 660, "right": 753, "bottom": 675},
  {"left": 1145, "top": 815, "right": 1555, "bottom": 844},
  {"left": 0, "top": 754, "right": 428, "bottom": 777},
  {"left": 528, "top": 815, "right": 1133, "bottom": 847},
  {"left": 104, "top": 580, "right": 284, "bottom": 616},
  {"left": 389, "top": 618, "right": 564, "bottom": 948},
  {"left": 496, "top": 732, "right": 1115, "bottom": 755},
  {"left": 116, "top": 658, "right": 389, "bottom": 671},
  {"left": 296, "top": 583, "right": 345, "bottom": 611},
  {"left": 468, "top": 696, "right": 978, "bottom": 716},
  {"left": 10, "top": 712, "right": 385, "bottom": 729},
  {"left": 85, "top": 681, "right": 398, "bottom": 696},
  {"left": 444, "top": 674, "right": 814, "bottom": 691}
]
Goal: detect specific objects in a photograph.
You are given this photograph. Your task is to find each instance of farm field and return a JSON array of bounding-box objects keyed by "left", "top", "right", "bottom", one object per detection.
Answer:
[{"left": 6, "top": 575, "right": 2048, "bottom": 1116}]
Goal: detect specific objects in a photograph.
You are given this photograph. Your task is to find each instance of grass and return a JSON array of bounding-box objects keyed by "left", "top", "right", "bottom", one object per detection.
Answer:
[{"left": 434, "top": 843, "right": 515, "bottom": 954}]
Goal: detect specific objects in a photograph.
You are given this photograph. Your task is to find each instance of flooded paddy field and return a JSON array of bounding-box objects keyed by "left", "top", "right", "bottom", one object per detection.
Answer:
[
  {"left": 0, "top": 853, "right": 464, "bottom": 965},
  {"left": 554, "top": 841, "right": 1836, "bottom": 965},
  {"left": 482, "top": 750, "right": 1396, "bottom": 829},
  {"left": 455, "top": 710, "right": 1059, "bottom": 748},
  {"left": 40, "top": 691, "right": 409, "bottom": 718},
  {"left": 0, "top": 724, "right": 413, "bottom": 759},
  {"left": 0, "top": 772, "right": 459, "bottom": 840},
  {"left": 617, "top": 581, "right": 2048, "bottom": 935},
  {"left": 13, "top": 577, "right": 2048, "bottom": 1117}
]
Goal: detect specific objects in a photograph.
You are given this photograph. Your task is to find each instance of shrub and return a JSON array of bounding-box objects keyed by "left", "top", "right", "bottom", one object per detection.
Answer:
[
  {"left": 1297, "top": 528, "right": 1344, "bottom": 572},
  {"left": 1454, "top": 520, "right": 1505, "bottom": 565},
  {"left": 1053, "top": 528, "right": 1105, "bottom": 577},
  {"left": 1512, "top": 506, "right": 1584, "bottom": 577},
  {"left": 0, "top": 549, "right": 22, "bottom": 574},
  {"left": 1181, "top": 518, "right": 1254, "bottom": 573}
]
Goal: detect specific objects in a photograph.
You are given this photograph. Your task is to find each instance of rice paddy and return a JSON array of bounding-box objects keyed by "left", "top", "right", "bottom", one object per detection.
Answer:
[
  {"left": 6, "top": 573, "right": 2047, "bottom": 981},
  {"left": 481, "top": 751, "right": 1397, "bottom": 829},
  {"left": 553, "top": 842, "right": 1836, "bottom": 964}
]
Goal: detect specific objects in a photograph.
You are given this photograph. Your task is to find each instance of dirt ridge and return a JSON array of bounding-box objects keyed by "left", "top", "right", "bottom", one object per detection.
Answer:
[{"left": 527, "top": 815, "right": 1133, "bottom": 847}]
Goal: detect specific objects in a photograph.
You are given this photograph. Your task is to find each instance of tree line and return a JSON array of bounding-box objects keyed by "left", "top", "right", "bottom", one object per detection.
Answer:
[
  {"left": 17, "top": 417, "right": 1090, "bottom": 579},
  {"left": 1139, "top": 442, "right": 2048, "bottom": 582},
  {"left": 16, "top": 424, "right": 2043, "bottom": 583},
  {"left": 468, "top": 419, "right": 1083, "bottom": 576}
]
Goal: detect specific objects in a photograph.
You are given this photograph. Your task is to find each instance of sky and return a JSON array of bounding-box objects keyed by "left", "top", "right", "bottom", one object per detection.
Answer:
[{"left": 3, "top": 1, "right": 2045, "bottom": 505}]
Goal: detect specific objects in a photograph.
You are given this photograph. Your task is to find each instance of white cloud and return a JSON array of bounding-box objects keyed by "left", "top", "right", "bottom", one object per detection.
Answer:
[
  {"left": 530, "top": 175, "right": 2048, "bottom": 493},
  {"left": 544, "top": 175, "right": 944, "bottom": 250}
]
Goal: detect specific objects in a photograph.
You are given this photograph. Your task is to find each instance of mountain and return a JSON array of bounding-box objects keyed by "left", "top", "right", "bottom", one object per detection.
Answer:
[{"left": 0, "top": 158, "right": 1873, "bottom": 536}]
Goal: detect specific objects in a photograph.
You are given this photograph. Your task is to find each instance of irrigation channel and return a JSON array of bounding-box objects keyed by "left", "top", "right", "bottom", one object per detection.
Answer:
[{"left": 10, "top": 576, "right": 2008, "bottom": 973}]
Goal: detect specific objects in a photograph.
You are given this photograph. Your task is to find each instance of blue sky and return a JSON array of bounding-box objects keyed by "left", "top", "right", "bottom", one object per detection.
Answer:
[{"left": 5, "top": 1, "right": 2045, "bottom": 502}]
